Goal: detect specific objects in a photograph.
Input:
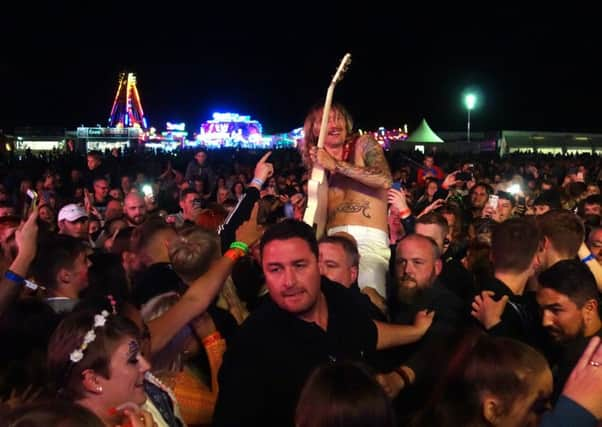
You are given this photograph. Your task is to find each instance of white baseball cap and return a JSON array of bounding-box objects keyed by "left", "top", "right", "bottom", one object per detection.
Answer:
[{"left": 58, "top": 204, "right": 88, "bottom": 222}]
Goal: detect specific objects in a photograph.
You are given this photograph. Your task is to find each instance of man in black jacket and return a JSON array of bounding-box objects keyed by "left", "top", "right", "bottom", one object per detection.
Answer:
[
  {"left": 472, "top": 217, "right": 545, "bottom": 349},
  {"left": 378, "top": 233, "right": 468, "bottom": 422},
  {"left": 184, "top": 149, "right": 217, "bottom": 197}
]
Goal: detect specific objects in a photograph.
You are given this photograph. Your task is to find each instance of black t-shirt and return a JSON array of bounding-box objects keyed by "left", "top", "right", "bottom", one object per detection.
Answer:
[
  {"left": 481, "top": 275, "right": 546, "bottom": 350},
  {"left": 551, "top": 328, "right": 602, "bottom": 403},
  {"left": 212, "top": 277, "right": 378, "bottom": 427}
]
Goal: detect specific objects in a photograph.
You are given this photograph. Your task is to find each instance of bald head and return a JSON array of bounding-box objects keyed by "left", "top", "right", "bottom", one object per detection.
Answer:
[
  {"left": 395, "top": 234, "right": 442, "bottom": 299},
  {"left": 396, "top": 234, "right": 441, "bottom": 261},
  {"left": 124, "top": 192, "right": 147, "bottom": 226}
]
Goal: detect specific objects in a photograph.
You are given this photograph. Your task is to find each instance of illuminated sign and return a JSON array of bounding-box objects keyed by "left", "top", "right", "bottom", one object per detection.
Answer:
[
  {"left": 166, "top": 122, "right": 186, "bottom": 131},
  {"left": 210, "top": 112, "right": 251, "bottom": 122},
  {"left": 198, "top": 112, "right": 263, "bottom": 147},
  {"left": 76, "top": 127, "right": 143, "bottom": 139}
]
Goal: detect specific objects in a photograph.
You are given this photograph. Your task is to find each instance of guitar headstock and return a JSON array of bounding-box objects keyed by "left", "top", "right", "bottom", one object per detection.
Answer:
[{"left": 331, "top": 53, "right": 352, "bottom": 85}]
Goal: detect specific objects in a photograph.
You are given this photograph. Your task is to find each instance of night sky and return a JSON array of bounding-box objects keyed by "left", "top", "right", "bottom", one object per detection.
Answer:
[{"left": 1, "top": 4, "right": 601, "bottom": 134}]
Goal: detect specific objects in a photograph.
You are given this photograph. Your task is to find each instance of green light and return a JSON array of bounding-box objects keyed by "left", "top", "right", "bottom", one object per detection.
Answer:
[{"left": 465, "top": 94, "right": 477, "bottom": 110}]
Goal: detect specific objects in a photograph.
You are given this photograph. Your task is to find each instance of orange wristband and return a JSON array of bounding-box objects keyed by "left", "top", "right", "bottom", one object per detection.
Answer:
[
  {"left": 224, "top": 248, "right": 245, "bottom": 262},
  {"left": 202, "top": 331, "right": 222, "bottom": 347},
  {"left": 399, "top": 208, "right": 411, "bottom": 218}
]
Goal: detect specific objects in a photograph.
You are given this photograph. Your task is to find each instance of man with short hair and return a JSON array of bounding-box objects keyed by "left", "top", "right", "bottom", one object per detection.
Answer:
[
  {"left": 533, "top": 190, "right": 561, "bottom": 215},
  {"left": 123, "top": 192, "right": 147, "bottom": 227},
  {"left": 536, "top": 209, "right": 585, "bottom": 272},
  {"left": 130, "top": 219, "right": 182, "bottom": 306},
  {"left": 179, "top": 188, "right": 202, "bottom": 225},
  {"left": 537, "top": 259, "right": 602, "bottom": 400},
  {"left": 58, "top": 204, "right": 89, "bottom": 241},
  {"left": 587, "top": 227, "right": 602, "bottom": 265},
  {"left": 415, "top": 212, "right": 475, "bottom": 302},
  {"left": 92, "top": 177, "right": 110, "bottom": 217},
  {"left": 167, "top": 189, "right": 203, "bottom": 228},
  {"left": 416, "top": 154, "right": 445, "bottom": 187},
  {"left": 185, "top": 149, "right": 217, "bottom": 197},
  {"left": 318, "top": 234, "right": 387, "bottom": 318},
  {"left": 472, "top": 218, "right": 545, "bottom": 348},
  {"left": 93, "top": 177, "right": 109, "bottom": 203},
  {"left": 318, "top": 234, "right": 359, "bottom": 288},
  {"left": 85, "top": 150, "right": 109, "bottom": 187},
  {"left": 583, "top": 195, "right": 602, "bottom": 216},
  {"left": 213, "top": 220, "right": 434, "bottom": 427},
  {"left": 216, "top": 187, "right": 232, "bottom": 205},
  {"left": 33, "top": 235, "right": 91, "bottom": 313}
]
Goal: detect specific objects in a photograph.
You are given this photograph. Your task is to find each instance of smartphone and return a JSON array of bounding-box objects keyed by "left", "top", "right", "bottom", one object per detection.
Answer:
[
  {"left": 142, "top": 184, "right": 153, "bottom": 197},
  {"left": 487, "top": 194, "right": 499, "bottom": 209},
  {"left": 26, "top": 189, "right": 38, "bottom": 210},
  {"left": 391, "top": 181, "right": 404, "bottom": 191}
]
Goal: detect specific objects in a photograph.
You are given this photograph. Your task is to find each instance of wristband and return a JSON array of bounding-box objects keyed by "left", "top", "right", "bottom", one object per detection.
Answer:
[
  {"left": 251, "top": 177, "right": 264, "bottom": 187},
  {"left": 398, "top": 208, "right": 411, "bottom": 218},
  {"left": 395, "top": 367, "right": 412, "bottom": 387},
  {"left": 230, "top": 241, "right": 249, "bottom": 254},
  {"left": 202, "top": 332, "right": 223, "bottom": 347},
  {"left": 224, "top": 248, "right": 245, "bottom": 262},
  {"left": 581, "top": 254, "right": 596, "bottom": 263},
  {"left": 4, "top": 270, "right": 25, "bottom": 285}
]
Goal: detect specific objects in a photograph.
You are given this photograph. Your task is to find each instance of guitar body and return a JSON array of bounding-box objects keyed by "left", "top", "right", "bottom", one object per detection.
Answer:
[
  {"left": 303, "top": 53, "right": 352, "bottom": 238},
  {"left": 303, "top": 165, "right": 329, "bottom": 238}
]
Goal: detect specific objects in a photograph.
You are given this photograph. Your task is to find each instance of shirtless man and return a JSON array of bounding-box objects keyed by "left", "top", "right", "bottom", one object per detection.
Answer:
[{"left": 305, "top": 103, "right": 392, "bottom": 305}]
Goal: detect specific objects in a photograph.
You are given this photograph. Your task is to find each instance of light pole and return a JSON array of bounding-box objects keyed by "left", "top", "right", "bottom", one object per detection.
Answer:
[{"left": 464, "top": 93, "right": 476, "bottom": 142}]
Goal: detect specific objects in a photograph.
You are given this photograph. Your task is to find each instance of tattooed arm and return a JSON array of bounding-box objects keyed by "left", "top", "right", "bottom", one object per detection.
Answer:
[{"left": 333, "top": 135, "right": 392, "bottom": 189}]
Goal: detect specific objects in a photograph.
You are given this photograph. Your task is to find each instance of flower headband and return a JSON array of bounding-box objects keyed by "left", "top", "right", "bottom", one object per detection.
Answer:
[
  {"left": 69, "top": 310, "right": 109, "bottom": 363},
  {"left": 68, "top": 296, "right": 118, "bottom": 364}
]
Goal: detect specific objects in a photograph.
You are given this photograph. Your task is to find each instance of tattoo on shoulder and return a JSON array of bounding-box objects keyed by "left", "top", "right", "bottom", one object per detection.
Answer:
[
  {"left": 361, "top": 137, "right": 387, "bottom": 168},
  {"left": 335, "top": 201, "right": 371, "bottom": 218}
]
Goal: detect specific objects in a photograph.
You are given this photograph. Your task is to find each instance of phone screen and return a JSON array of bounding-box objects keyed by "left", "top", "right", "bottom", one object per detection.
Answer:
[{"left": 392, "top": 182, "right": 403, "bottom": 191}]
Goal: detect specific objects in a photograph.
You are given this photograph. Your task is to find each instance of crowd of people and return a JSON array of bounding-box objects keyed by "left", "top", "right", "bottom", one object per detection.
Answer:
[{"left": 3, "top": 104, "right": 602, "bottom": 426}]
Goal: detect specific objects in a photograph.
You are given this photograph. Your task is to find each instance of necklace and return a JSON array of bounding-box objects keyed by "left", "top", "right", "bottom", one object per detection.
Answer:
[{"left": 145, "top": 371, "right": 177, "bottom": 403}]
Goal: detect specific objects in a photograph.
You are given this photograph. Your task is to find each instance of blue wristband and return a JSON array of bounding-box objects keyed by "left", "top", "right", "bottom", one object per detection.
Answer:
[
  {"left": 4, "top": 270, "right": 25, "bottom": 285},
  {"left": 581, "top": 254, "right": 596, "bottom": 263},
  {"left": 251, "top": 177, "right": 264, "bottom": 187}
]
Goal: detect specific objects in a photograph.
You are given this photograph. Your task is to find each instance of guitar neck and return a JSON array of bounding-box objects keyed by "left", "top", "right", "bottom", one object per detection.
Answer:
[{"left": 315, "top": 84, "right": 336, "bottom": 149}]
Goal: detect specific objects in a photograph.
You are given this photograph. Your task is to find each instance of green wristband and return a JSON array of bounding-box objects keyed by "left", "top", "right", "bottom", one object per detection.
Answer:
[{"left": 230, "top": 241, "right": 249, "bottom": 254}]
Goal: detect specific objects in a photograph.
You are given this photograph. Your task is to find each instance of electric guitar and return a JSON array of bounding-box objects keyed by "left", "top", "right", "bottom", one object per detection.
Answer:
[{"left": 303, "top": 53, "right": 352, "bottom": 238}]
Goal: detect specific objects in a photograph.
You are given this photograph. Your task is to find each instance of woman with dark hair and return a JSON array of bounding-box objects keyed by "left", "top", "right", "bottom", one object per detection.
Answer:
[
  {"left": 231, "top": 181, "right": 245, "bottom": 201},
  {"left": 413, "top": 332, "right": 552, "bottom": 427},
  {"left": 37, "top": 203, "right": 57, "bottom": 232},
  {"left": 295, "top": 361, "right": 395, "bottom": 427},
  {"left": 47, "top": 309, "right": 156, "bottom": 426},
  {"left": 414, "top": 177, "right": 441, "bottom": 215}
]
